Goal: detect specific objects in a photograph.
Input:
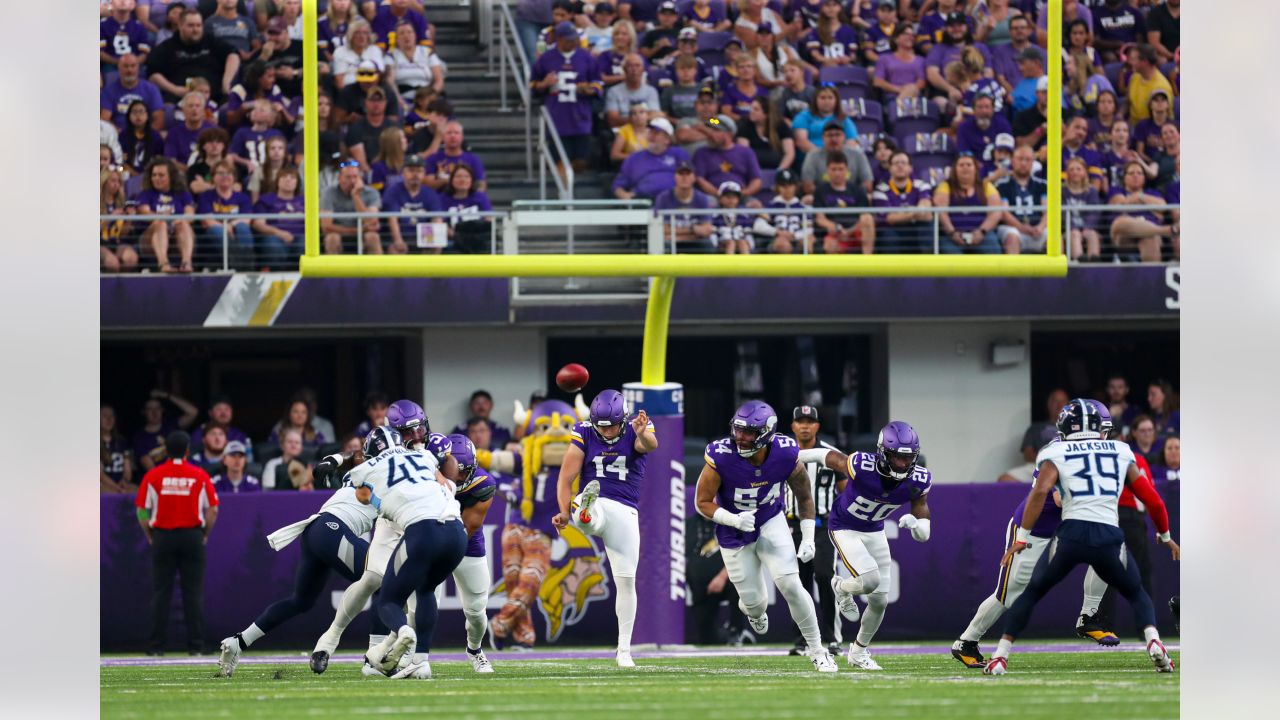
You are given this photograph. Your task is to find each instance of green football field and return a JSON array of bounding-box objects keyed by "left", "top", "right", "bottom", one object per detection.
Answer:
[{"left": 100, "top": 644, "right": 1179, "bottom": 719}]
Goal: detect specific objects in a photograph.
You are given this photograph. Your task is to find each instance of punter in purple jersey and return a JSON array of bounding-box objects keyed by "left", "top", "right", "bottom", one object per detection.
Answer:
[
  {"left": 695, "top": 400, "right": 839, "bottom": 672},
  {"left": 553, "top": 390, "right": 657, "bottom": 667},
  {"left": 531, "top": 23, "right": 603, "bottom": 166},
  {"left": 446, "top": 434, "right": 498, "bottom": 673},
  {"left": 802, "top": 420, "right": 933, "bottom": 670}
]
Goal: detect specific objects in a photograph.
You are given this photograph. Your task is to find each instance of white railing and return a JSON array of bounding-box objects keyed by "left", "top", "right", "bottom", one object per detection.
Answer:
[{"left": 490, "top": 1, "right": 533, "bottom": 180}]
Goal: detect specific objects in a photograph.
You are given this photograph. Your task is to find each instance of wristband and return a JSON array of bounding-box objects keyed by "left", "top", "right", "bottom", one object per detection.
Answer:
[
  {"left": 712, "top": 507, "right": 738, "bottom": 527},
  {"left": 797, "top": 448, "right": 828, "bottom": 465},
  {"left": 799, "top": 518, "right": 816, "bottom": 544},
  {"left": 1157, "top": 531, "right": 1171, "bottom": 543},
  {"left": 1015, "top": 527, "right": 1030, "bottom": 544}
]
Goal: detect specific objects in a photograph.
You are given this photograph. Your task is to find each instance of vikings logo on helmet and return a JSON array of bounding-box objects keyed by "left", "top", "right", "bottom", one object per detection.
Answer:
[
  {"left": 730, "top": 400, "right": 777, "bottom": 457},
  {"left": 876, "top": 420, "right": 921, "bottom": 480},
  {"left": 387, "top": 399, "right": 429, "bottom": 447},
  {"left": 588, "top": 389, "right": 627, "bottom": 445}
]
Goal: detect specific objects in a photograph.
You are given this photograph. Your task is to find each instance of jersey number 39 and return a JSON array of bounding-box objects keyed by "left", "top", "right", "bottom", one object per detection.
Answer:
[{"left": 1061, "top": 452, "right": 1121, "bottom": 497}]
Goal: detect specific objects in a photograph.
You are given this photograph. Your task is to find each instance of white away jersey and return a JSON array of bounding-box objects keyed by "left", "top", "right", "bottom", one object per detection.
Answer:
[
  {"left": 319, "top": 485, "right": 379, "bottom": 536},
  {"left": 345, "top": 447, "right": 460, "bottom": 527},
  {"left": 1036, "top": 438, "right": 1136, "bottom": 526}
]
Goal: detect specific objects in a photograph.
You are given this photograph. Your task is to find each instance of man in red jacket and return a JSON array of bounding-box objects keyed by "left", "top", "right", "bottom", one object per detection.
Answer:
[{"left": 136, "top": 431, "right": 220, "bottom": 656}]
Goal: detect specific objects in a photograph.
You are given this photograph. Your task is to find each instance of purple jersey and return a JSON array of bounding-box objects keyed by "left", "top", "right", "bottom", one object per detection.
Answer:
[
  {"left": 443, "top": 191, "right": 494, "bottom": 225},
  {"left": 720, "top": 81, "right": 767, "bottom": 119},
  {"left": 963, "top": 77, "right": 1006, "bottom": 115},
  {"left": 692, "top": 145, "right": 762, "bottom": 189},
  {"left": 926, "top": 41, "right": 993, "bottom": 75},
  {"left": 683, "top": 3, "right": 726, "bottom": 27},
  {"left": 1012, "top": 489, "right": 1061, "bottom": 539},
  {"left": 653, "top": 188, "right": 716, "bottom": 230},
  {"left": 164, "top": 122, "right": 216, "bottom": 166},
  {"left": 711, "top": 211, "right": 755, "bottom": 247},
  {"left": 1093, "top": 4, "right": 1146, "bottom": 45},
  {"left": 458, "top": 469, "right": 498, "bottom": 557},
  {"left": 570, "top": 420, "right": 652, "bottom": 510},
  {"left": 197, "top": 188, "right": 253, "bottom": 217},
  {"left": 253, "top": 193, "right": 305, "bottom": 236},
  {"left": 101, "top": 16, "right": 151, "bottom": 59},
  {"left": 765, "top": 195, "right": 811, "bottom": 234},
  {"left": 955, "top": 115, "right": 1014, "bottom": 163},
  {"left": 133, "top": 189, "right": 194, "bottom": 215},
  {"left": 230, "top": 127, "right": 284, "bottom": 167},
  {"left": 422, "top": 149, "right": 487, "bottom": 184},
  {"left": 371, "top": 7, "right": 430, "bottom": 52},
  {"left": 532, "top": 48, "right": 602, "bottom": 137},
  {"left": 802, "top": 26, "right": 859, "bottom": 66},
  {"left": 509, "top": 453, "right": 562, "bottom": 536},
  {"left": 704, "top": 433, "right": 801, "bottom": 549},
  {"left": 828, "top": 451, "right": 932, "bottom": 533},
  {"left": 101, "top": 78, "right": 164, "bottom": 131},
  {"left": 1063, "top": 144, "right": 1105, "bottom": 184},
  {"left": 871, "top": 178, "right": 931, "bottom": 221},
  {"left": 317, "top": 16, "right": 351, "bottom": 54},
  {"left": 612, "top": 146, "right": 690, "bottom": 199}
]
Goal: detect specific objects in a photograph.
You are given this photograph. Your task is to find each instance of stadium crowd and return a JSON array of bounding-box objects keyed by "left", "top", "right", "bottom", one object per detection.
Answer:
[{"left": 100, "top": 0, "right": 1179, "bottom": 267}]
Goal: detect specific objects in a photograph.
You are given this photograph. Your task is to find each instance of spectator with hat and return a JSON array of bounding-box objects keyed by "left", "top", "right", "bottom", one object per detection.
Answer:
[
  {"left": 814, "top": 152, "right": 877, "bottom": 254},
  {"left": 662, "top": 28, "right": 711, "bottom": 84},
  {"left": 147, "top": 7, "right": 240, "bottom": 103},
  {"left": 335, "top": 60, "right": 402, "bottom": 124},
  {"left": 605, "top": 53, "right": 663, "bottom": 128},
  {"left": 136, "top": 430, "right": 219, "bottom": 655},
  {"left": 584, "top": 3, "right": 619, "bottom": 53},
  {"left": 613, "top": 117, "right": 690, "bottom": 198},
  {"left": 321, "top": 160, "right": 387, "bottom": 255},
  {"left": 692, "top": 114, "right": 763, "bottom": 200},
  {"left": 383, "top": 154, "right": 445, "bottom": 253},
  {"left": 211, "top": 441, "right": 261, "bottom": 494},
  {"left": 710, "top": 181, "right": 755, "bottom": 254},
  {"left": 654, "top": 160, "right": 717, "bottom": 248},
  {"left": 640, "top": 2, "right": 682, "bottom": 64},
  {"left": 755, "top": 169, "right": 812, "bottom": 254},
  {"left": 1011, "top": 75, "right": 1048, "bottom": 154},
  {"left": 531, "top": 21, "right": 602, "bottom": 170},
  {"left": 249, "top": 14, "right": 305, "bottom": 98},
  {"left": 990, "top": 14, "right": 1041, "bottom": 94},
  {"left": 343, "top": 84, "right": 404, "bottom": 170},
  {"left": 1007, "top": 45, "right": 1045, "bottom": 115},
  {"left": 983, "top": 132, "right": 1017, "bottom": 185},
  {"left": 860, "top": 1, "right": 900, "bottom": 66},
  {"left": 1133, "top": 89, "right": 1175, "bottom": 162},
  {"left": 871, "top": 151, "right": 934, "bottom": 253},
  {"left": 539, "top": 1, "right": 589, "bottom": 53},
  {"left": 684, "top": 0, "right": 730, "bottom": 32},
  {"left": 332, "top": 18, "right": 388, "bottom": 89},
  {"left": 799, "top": 120, "right": 872, "bottom": 196},
  {"left": 675, "top": 86, "right": 720, "bottom": 154}
]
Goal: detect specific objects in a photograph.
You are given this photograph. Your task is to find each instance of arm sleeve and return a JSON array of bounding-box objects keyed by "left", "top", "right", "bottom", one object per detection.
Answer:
[{"left": 1129, "top": 467, "right": 1170, "bottom": 535}]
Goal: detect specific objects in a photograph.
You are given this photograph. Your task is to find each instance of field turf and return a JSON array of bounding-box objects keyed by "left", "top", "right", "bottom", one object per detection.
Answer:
[{"left": 101, "top": 644, "right": 1179, "bottom": 719}]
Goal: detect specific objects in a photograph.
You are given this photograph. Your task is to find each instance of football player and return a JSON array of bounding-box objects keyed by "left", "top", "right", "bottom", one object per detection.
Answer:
[
  {"left": 552, "top": 389, "right": 658, "bottom": 668},
  {"left": 438, "top": 434, "right": 498, "bottom": 673},
  {"left": 800, "top": 421, "right": 933, "bottom": 671},
  {"left": 216, "top": 436, "right": 379, "bottom": 677},
  {"left": 695, "top": 400, "right": 839, "bottom": 673},
  {"left": 984, "top": 399, "right": 1180, "bottom": 675},
  {"left": 350, "top": 427, "right": 467, "bottom": 680}
]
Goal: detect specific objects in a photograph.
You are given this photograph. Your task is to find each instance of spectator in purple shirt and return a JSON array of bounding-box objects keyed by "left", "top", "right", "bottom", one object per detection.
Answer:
[
  {"left": 164, "top": 91, "right": 217, "bottom": 166},
  {"left": 251, "top": 165, "right": 306, "bottom": 268},
  {"left": 383, "top": 155, "right": 445, "bottom": 253},
  {"left": 1092, "top": 0, "right": 1146, "bottom": 64},
  {"left": 132, "top": 389, "right": 200, "bottom": 470},
  {"left": 190, "top": 425, "right": 229, "bottom": 470},
  {"left": 1063, "top": 116, "right": 1105, "bottom": 191},
  {"left": 933, "top": 154, "right": 1002, "bottom": 254},
  {"left": 803, "top": 0, "right": 859, "bottom": 68},
  {"left": 720, "top": 54, "right": 768, "bottom": 122},
  {"left": 872, "top": 24, "right": 926, "bottom": 102},
  {"left": 189, "top": 394, "right": 255, "bottom": 461},
  {"left": 684, "top": 0, "right": 730, "bottom": 32},
  {"left": 442, "top": 164, "right": 495, "bottom": 253},
  {"left": 1107, "top": 160, "right": 1174, "bottom": 262},
  {"left": 196, "top": 160, "right": 255, "bottom": 269},
  {"left": 956, "top": 93, "right": 1013, "bottom": 167},
  {"left": 212, "top": 442, "right": 262, "bottom": 494},
  {"left": 422, "top": 121, "right": 487, "bottom": 193},
  {"left": 229, "top": 100, "right": 285, "bottom": 175},
  {"left": 531, "top": 23, "right": 603, "bottom": 169},
  {"left": 147, "top": 8, "right": 241, "bottom": 103},
  {"left": 135, "top": 158, "right": 197, "bottom": 272},
  {"left": 1146, "top": 379, "right": 1180, "bottom": 438},
  {"left": 101, "top": 0, "right": 151, "bottom": 67},
  {"left": 1104, "top": 374, "right": 1143, "bottom": 439},
  {"left": 653, "top": 161, "right": 717, "bottom": 249},
  {"left": 692, "top": 114, "right": 764, "bottom": 201},
  {"left": 871, "top": 150, "right": 934, "bottom": 253},
  {"left": 1150, "top": 435, "right": 1180, "bottom": 484},
  {"left": 100, "top": 54, "right": 164, "bottom": 132},
  {"left": 926, "top": 13, "right": 993, "bottom": 108},
  {"left": 613, "top": 118, "right": 691, "bottom": 200},
  {"left": 990, "top": 14, "right": 1041, "bottom": 95},
  {"left": 1063, "top": 157, "right": 1102, "bottom": 261},
  {"left": 813, "top": 152, "right": 877, "bottom": 254},
  {"left": 224, "top": 61, "right": 290, "bottom": 130},
  {"left": 371, "top": 0, "right": 434, "bottom": 52}
]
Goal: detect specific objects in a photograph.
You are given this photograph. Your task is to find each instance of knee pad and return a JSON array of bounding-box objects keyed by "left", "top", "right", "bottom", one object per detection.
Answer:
[
  {"left": 865, "top": 591, "right": 888, "bottom": 610},
  {"left": 737, "top": 592, "right": 766, "bottom": 617},
  {"left": 839, "top": 569, "right": 881, "bottom": 596},
  {"left": 464, "top": 595, "right": 488, "bottom": 619}
]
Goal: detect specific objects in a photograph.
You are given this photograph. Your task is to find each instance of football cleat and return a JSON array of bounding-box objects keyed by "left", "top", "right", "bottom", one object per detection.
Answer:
[
  {"left": 1076, "top": 613, "right": 1121, "bottom": 646},
  {"left": 616, "top": 650, "right": 636, "bottom": 668},
  {"left": 951, "top": 639, "right": 985, "bottom": 668},
  {"left": 845, "top": 645, "right": 882, "bottom": 671},
  {"left": 831, "top": 578, "right": 861, "bottom": 622},
  {"left": 788, "top": 640, "right": 805, "bottom": 657},
  {"left": 739, "top": 601, "right": 769, "bottom": 635},
  {"left": 391, "top": 659, "right": 432, "bottom": 680},
  {"left": 469, "top": 649, "right": 494, "bottom": 673},
  {"left": 383, "top": 627, "right": 417, "bottom": 670},
  {"left": 983, "top": 656, "right": 1008, "bottom": 675},
  {"left": 576, "top": 480, "right": 601, "bottom": 525},
  {"left": 216, "top": 635, "right": 241, "bottom": 678},
  {"left": 361, "top": 659, "right": 387, "bottom": 677},
  {"left": 1147, "top": 639, "right": 1175, "bottom": 673},
  {"left": 309, "top": 650, "right": 329, "bottom": 675},
  {"left": 810, "top": 648, "right": 838, "bottom": 673}
]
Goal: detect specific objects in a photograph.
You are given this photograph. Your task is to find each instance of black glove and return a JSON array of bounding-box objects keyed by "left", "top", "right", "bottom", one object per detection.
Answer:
[{"left": 313, "top": 453, "right": 344, "bottom": 485}]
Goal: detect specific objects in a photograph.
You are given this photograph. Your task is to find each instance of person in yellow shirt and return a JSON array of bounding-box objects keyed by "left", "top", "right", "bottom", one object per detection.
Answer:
[{"left": 1126, "top": 44, "right": 1173, "bottom": 122}]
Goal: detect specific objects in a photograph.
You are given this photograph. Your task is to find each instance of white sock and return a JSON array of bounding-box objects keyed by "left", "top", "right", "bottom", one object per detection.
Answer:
[
  {"left": 465, "top": 610, "right": 487, "bottom": 651},
  {"left": 614, "top": 575, "right": 637, "bottom": 652},
  {"left": 855, "top": 594, "right": 887, "bottom": 648},
  {"left": 1081, "top": 566, "right": 1108, "bottom": 617},
  {"left": 993, "top": 637, "right": 1013, "bottom": 659},
  {"left": 240, "top": 623, "right": 264, "bottom": 648},
  {"left": 777, "top": 573, "right": 822, "bottom": 651},
  {"left": 960, "top": 595, "right": 1006, "bottom": 643},
  {"left": 1143, "top": 626, "right": 1161, "bottom": 645},
  {"left": 368, "top": 634, "right": 388, "bottom": 651},
  {"left": 368, "top": 631, "right": 397, "bottom": 660},
  {"left": 406, "top": 592, "right": 417, "bottom": 629}
]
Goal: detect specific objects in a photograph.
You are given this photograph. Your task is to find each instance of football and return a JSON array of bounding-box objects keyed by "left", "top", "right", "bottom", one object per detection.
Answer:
[{"left": 556, "top": 363, "right": 590, "bottom": 393}]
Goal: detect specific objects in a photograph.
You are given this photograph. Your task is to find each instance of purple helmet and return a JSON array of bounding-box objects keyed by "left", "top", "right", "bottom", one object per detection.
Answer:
[
  {"left": 1085, "top": 399, "right": 1114, "bottom": 438},
  {"left": 730, "top": 400, "right": 778, "bottom": 457},
  {"left": 447, "top": 433, "right": 477, "bottom": 482},
  {"left": 387, "top": 399, "right": 429, "bottom": 447},
  {"left": 363, "top": 425, "right": 403, "bottom": 459},
  {"left": 589, "top": 389, "right": 627, "bottom": 445},
  {"left": 876, "top": 421, "right": 921, "bottom": 480}
]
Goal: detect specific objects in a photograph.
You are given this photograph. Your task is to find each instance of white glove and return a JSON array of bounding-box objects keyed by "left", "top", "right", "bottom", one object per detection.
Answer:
[
  {"left": 898, "top": 515, "right": 931, "bottom": 542},
  {"left": 713, "top": 507, "right": 756, "bottom": 532},
  {"left": 797, "top": 518, "right": 816, "bottom": 562},
  {"left": 797, "top": 448, "right": 830, "bottom": 465}
]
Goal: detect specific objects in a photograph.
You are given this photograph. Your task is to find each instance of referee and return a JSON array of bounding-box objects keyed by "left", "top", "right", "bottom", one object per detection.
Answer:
[
  {"left": 136, "top": 431, "right": 220, "bottom": 656},
  {"left": 785, "top": 405, "right": 839, "bottom": 655}
]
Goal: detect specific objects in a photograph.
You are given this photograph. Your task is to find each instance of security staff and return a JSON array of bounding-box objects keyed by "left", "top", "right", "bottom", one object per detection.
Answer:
[
  {"left": 785, "top": 405, "right": 840, "bottom": 655},
  {"left": 136, "top": 431, "right": 220, "bottom": 656}
]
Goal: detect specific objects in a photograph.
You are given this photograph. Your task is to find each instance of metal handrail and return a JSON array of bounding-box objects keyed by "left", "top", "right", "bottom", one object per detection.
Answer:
[
  {"left": 538, "top": 106, "right": 575, "bottom": 201},
  {"left": 493, "top": 2, "right": 533, "bottom": 180}
]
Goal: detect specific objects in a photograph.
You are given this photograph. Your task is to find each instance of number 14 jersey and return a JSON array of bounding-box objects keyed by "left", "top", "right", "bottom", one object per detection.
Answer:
[
  {"left": 570, "top": 420, "right": 653, "bottom": 510},
  {"left": 828, "top": 451, "right": 932, "bottom": 533}
]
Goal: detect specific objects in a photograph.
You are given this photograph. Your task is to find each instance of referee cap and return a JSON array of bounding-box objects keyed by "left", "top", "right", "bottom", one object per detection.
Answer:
[{"left": 793, "top": 405, "right": 820, "bottom": 422}]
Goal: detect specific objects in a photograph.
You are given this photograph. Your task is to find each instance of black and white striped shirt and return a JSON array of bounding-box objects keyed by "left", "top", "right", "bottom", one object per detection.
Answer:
[{"left": 785, "top": 439, "right": 840, "bottom": 520}]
